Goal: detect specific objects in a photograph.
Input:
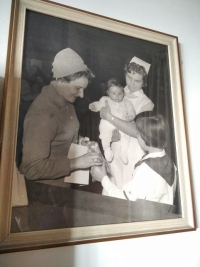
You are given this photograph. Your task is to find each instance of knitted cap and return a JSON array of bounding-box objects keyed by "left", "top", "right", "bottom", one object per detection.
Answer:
[
  {"left": 130, "top": 57, "right": 151, "bottom": 74},
  {"left": 52, "top": 48, "right": 88, "bottom": 78}
]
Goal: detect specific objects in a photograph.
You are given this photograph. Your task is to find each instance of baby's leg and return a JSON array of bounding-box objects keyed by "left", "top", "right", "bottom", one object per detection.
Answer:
[
  {"left": 119, "top": 132, "right": 130, "bottom": 165},
  {"left": 99, "top": 120, "right": 114, "bottom": 162},
  {"left": 101, "top": 139, "right": 114, "bottom": 163}
]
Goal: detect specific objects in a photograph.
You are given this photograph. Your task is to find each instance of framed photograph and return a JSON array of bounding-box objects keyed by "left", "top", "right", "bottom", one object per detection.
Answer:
[{"left": 0, "top": 0, "right": 195, "bottom": 252}]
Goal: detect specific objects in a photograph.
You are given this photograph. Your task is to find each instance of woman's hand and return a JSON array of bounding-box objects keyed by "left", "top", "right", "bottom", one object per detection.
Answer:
[
  {"left": 70, "top": 152, "right": 103, "bottom": 171},
  {"left": 90, "top": 162, "right": 107, "bottom": 182},
  {"left": 100, "top": 100, "right": 112, "bottom": 121}
]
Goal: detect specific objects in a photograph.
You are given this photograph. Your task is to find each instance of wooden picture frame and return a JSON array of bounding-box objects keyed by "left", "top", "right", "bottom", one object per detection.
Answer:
[{"left": 0, "top": 0, "right": 195, "bottom": 252}]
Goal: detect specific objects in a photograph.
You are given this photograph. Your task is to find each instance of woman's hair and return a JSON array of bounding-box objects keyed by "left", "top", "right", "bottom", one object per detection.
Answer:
[
  {"left": 56, "top": 68, "right": 95, "bottom": 83},
  {"left": 124, "top": 62, "right": 148, "bottom": 87},
  {"left": 136, "top": 114, "right": 169, "bottom": 149},
  {"left": 105, "top": 78, "right": 124, "bottom": 95}
]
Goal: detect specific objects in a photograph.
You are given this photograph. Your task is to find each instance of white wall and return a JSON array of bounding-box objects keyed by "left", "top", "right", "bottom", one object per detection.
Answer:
[{"left": 0, "top": 0, "right": 200, "bottom": 266}]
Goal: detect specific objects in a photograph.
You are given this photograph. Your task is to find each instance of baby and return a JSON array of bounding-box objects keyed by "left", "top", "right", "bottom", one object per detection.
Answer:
[{"left": 89, "top": 78, "right": 136, "bottom": 164}]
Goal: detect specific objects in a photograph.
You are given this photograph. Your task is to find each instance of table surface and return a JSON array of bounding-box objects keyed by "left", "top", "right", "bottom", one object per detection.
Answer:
[{"left": 11, "top": 182, "right": 181, "bottom": 233}]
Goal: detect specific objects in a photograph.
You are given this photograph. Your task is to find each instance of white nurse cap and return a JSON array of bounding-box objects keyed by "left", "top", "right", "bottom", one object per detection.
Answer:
[{"left": 130, "top": 56, "right": 151, "bottom": 74}]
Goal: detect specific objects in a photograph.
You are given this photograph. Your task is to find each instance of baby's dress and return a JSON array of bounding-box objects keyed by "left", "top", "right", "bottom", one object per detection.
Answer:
[{"left": 90, "top": 96, "right": 135, "bottom": 164}]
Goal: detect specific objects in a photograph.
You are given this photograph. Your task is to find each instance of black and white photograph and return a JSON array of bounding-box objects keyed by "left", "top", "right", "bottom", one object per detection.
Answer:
[
  {"left": 0, "top": 0, "right": 195, "bottom": 251},
  {"left": 13, "top": 8, "right": 181, "bottom": 231}
]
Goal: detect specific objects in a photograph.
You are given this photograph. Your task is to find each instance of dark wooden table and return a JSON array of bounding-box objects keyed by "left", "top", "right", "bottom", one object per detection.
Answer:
[{"left": 11, "top": 182, "right": 181, "bottom": 233}]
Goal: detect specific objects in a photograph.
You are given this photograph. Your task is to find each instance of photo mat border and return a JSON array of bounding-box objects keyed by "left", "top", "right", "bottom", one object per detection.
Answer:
[{"left": 0, "top": 0, "right": 195, "bottom": 252}]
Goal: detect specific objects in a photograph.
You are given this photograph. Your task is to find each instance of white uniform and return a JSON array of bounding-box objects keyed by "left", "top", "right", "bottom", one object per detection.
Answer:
[
  {"left": 110, "top": 86, "right": 154, "bottom": 189},
  {"left": 102, "top": 150, "right": 177, "bottom": 205}
]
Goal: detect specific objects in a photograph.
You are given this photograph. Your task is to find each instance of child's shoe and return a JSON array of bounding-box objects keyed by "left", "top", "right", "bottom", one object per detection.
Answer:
[
  {"left": 120, "top": 153, "right": 128, "bottom": 165},
  {"left": 104, "top": 148, "right": 114, "bottom": 162}
]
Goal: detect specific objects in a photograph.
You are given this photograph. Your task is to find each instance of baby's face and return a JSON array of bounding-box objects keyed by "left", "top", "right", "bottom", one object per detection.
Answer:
[{"left": 107, "top": 86, "right": 124, "bottom": 102}]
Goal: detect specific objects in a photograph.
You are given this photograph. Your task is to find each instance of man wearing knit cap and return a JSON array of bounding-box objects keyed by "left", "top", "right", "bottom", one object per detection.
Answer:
[{"left": 20, "top": 48, "right": 102, "bottom": 187}]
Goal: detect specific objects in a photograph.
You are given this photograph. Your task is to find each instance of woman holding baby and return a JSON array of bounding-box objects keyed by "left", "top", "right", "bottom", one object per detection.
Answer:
[
  {"left": 90, "top": 56, "right": 178, "bottom": 206},
  {"left": 96, "top": 57, "right": 154, "bottom": 190}
]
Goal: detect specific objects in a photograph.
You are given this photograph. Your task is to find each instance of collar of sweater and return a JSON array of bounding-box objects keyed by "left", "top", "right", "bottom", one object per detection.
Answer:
[{"left": 43, "top": 81, "right": 70, "bottom": 110}]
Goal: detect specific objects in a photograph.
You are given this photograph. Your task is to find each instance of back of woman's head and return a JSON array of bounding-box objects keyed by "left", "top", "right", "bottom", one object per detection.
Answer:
[{"left": 136, "top": 115, "right": 169, "bottom": 149}]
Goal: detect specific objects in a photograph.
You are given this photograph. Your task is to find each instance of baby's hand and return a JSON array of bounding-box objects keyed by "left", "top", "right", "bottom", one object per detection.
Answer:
[{"left": 89, "top": 103, "right": 97, "bottom": 112}]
